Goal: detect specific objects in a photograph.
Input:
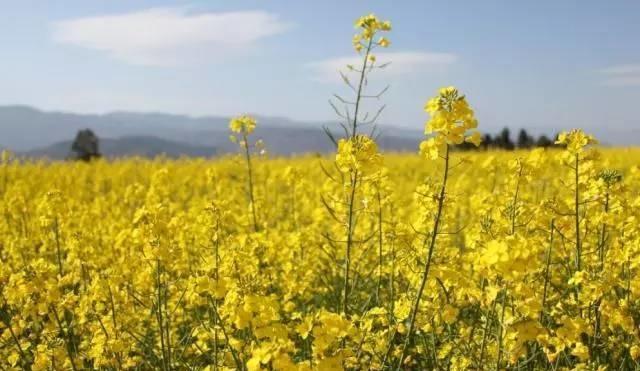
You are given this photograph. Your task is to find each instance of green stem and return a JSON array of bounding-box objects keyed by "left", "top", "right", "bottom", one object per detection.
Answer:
[
  {"left": 343, "top": 170, "right": 358, "bottom": 316},
  {"left": 496, "top": 292, "right": 507, "bottom": 370},
  {"left": 541, "top": 220, "right": 554, "bottom": 326},
  {"left": 478, "top": 297, "right": 497, "bottom": 370},
  {"left": 574, "top": 154, "right": 581, "bottom": 272},
  {"left": 598, "top": 189, "right": 610, "bottom": 271},
  {"left": 210, "top": 298, "right": 244, "bottom": 371},
  {"left": 155, "top": 260, "right": 169, "bottom": 371},
  {"left": 375, "top": 187, "right": 384, "bottom": 305},
  {"left": 350, "top": 38, "right": 373, "bottom": 138},
  {"left": 510, "top": 162, "right": 523, "bottom": 235},
  {"left": 54, "top": 217, "right": 63, "bottom": 276},
  {"left": 213, "top": 219, "right": 221, "bottom": 371},
  {"left": 243, "top": 132, "right": 259, "bottom": 232},
  {"left": 395, "top": 145, "right": 450, "bottom": 370},
  {"left": 4, "top": 318, "right": 26, "bottom": 365},
  {"left": 108, "top": 285, "right": 124, "bottom": 369},
  {"left": 50, "top": 306, "right": 78, "bottom": 371}
]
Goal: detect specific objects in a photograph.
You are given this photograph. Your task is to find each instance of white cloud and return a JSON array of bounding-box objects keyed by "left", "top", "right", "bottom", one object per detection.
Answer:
[
  {"left": 52, "top": 7, "right": 292, "bottom": 66},
  {"left": 306, "top": 51, "right": 457, "bottom": 83},
  {"left": 600, "top": 64, "right": 640, "bottom": 86}
]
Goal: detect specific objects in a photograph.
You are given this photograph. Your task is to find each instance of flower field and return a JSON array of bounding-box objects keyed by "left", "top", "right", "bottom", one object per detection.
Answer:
[
  {"left": 1, "top": 143, "right": 640, "bottom": 370},
  {"left": 2, "top": 12, "right": 640, "bottom": 371}
]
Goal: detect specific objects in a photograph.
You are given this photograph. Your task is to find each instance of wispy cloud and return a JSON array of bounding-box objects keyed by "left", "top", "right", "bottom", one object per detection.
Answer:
[
  {"left": 306, "top": 51, "right": 457, "bottom": 83},
  {"left": 600, "top": 64, "right": 640, "bottom": 86},
  {"left": 52, "top": 7, "right": 292, "bottom": 66}
]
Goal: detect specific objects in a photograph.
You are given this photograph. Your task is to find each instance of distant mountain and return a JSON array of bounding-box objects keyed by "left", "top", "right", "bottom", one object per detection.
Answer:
[
  {"left": 0, "top": 105, "right": 229, "bottom": 151},
  {"left": 0, "top": 106, "right": 637, "bottom": 159},
  {"left": 0, "top": 105, "right": 422, "bottom": 157},
  {"left": 184, "top": 127, "right": 421, "bottom": 156},
  {"left": 24, "top": 136, "right": 216, "bottom": 160}
]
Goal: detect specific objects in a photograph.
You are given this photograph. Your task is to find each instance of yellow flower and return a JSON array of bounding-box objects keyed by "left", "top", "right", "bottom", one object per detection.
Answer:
[
  {"left": 571, "top": 342, "right": 590, "bottom": 362},
  {"left": 422, "top": 86, "right": 481, "bottom": 147},
  {"left": 419, "top": 137, "right": 445, "bottom": 160},
  {"left": 295, "top": 315, "right": 315, "bottom": 339},
  {"left": 465, "top": 131, "right": 483, "bottom": 147},
  {"left": 234, "top": 307, "right": 252, "bottom": 329},
  {"left": 7, "top": 352, "right": 20, "bottom": 367},
  {"left": 439, "top": 86, "right": 457, "bottom": 96},
  {"left": 555, "top": 128, "right": 597, "bottom": 154},
  {"left": 424, "top": 97, "right": 441, "bottom": 114},
  {"left": 441, "top": 304, "right": 459, "bottom": 324},
  {"left": 353, "top": 13, "right": 391, "bottom": 51},
  {"left": 335, "top": 135, "right": 382, "bottom": 175},
  {"left": 229, "top": 114, "right": 257, "bottom": 135},
  {"left": 568, "top": 270, "right": 587, "bottom": 286}
]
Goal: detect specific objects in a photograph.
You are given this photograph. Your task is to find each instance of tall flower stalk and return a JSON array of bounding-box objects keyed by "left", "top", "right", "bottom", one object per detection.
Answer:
[
  {"left": 334, "top": 136, "right": 382, "bottom": 316},
  {"left": 555, "top": 129, "right": 597, "bottom": 273},
  {"left": 230, "top": 115, "right": 260, "bottom": 232},
  {"left": 395, "top": 87, "right": 481, "bottom": 369},
  {"left": 323, "top": 14, "right": 391, "bottom": 317}
]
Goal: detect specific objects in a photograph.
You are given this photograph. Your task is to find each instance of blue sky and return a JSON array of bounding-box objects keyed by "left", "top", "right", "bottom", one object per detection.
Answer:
[{"left": 1, "top": 0, "right": 639, "bottom": 140}]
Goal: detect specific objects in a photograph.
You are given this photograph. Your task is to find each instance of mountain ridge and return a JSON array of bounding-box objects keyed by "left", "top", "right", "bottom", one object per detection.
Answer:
[
  {"left": 24, "top": 135, "right": 217, "bottom": 160},
  {"left": 0, "top": 105, "right": 422, "bottom": 158},
  {"left": 3, "top": 105, "right": 637, "bottom": 159},
  {"left": 0, "top": 105, "right": 419, "bottom": 154}
]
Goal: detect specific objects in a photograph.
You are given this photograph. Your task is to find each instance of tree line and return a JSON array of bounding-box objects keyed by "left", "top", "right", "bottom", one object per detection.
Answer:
[{"left": 457, "top": 128, "right": 558, "bottom": 151}]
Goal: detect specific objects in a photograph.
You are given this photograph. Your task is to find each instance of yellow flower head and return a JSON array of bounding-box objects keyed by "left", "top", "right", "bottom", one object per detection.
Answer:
[
  {"left": 336, "top": 135, "right": 382, "bottom": 175},
  {"left": 555, "top": 129, "right": 597, "bottom": 154},
  {"left": 229, "top": 115, "right": 257, "bottom": 135},
  {"left": 465, "top": 131, "right": 483, "bottom": 147},
  {"left": 419, "top": 137, "right": 445, "bottom": 160},
  {"left": 571, "top": 342, "right": 590, "bottom": 362},
  {"left": 353, "top": 14, "right": 391, "bottom": 52},
  {"left": 422, "top": 86, "right": 481, "bottom": 151}
]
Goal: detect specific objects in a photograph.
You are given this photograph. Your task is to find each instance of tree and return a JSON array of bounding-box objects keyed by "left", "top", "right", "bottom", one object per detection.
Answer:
[
  {"left": 69, "top": 129, "right": 101, "bottom": 161},
  {"left": 517, "top": 129, "right": 534, "bottom": 149},
  {"left": 481, "top": 134, "right": 494, "bottom": 150},
  {"left": 497, "top": 127, "right": 515, "bottom": 150},
  {"left": 536, "top": 135, "right": 553, "bottom": 148}
]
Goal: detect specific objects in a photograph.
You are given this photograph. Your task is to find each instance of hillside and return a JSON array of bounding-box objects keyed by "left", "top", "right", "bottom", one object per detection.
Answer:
[
  {"left": 24, "top": 136, "right": 216, "bottom": 160},
  {"left": 0, "top": 105, "right": 422, "bottom": 157}
]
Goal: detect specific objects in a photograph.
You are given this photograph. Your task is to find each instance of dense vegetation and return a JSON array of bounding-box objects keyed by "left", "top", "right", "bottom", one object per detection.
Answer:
[{"left": 1, "top": 144, "right": 639, "bottom": 370}]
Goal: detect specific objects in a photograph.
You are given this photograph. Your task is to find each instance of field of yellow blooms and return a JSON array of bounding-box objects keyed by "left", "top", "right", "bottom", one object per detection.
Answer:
[
  {"left": 1, "top": 142, "right": 640, "bottom": 370},
  {"left": 2, "top": 12, "right": 640, "bottom": 371}
]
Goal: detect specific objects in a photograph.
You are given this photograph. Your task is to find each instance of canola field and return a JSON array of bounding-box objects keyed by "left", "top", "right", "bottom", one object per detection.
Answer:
[
  {"left": 2, "top": 12, "right": 640, "bottom": 371},
  {"left": 1, "top": 144, "right": 639, "bottom": 370}
]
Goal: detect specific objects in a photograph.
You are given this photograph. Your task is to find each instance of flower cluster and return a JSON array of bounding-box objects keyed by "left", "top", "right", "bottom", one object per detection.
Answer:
[
  {"left": 335, "top": 135, "right": 382, "bottom": 175},
  {"left": 229, "top": 114, "right": 257, "bottom": 135},
  {"left": 420, "top": 86, "right": 482, "bottom": 159},
  {"left": 555, "top": 128, "right": 598, "bottom": 154},
  {"left": 352, "top": 14, "right": 391, "bottom": 53}
]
